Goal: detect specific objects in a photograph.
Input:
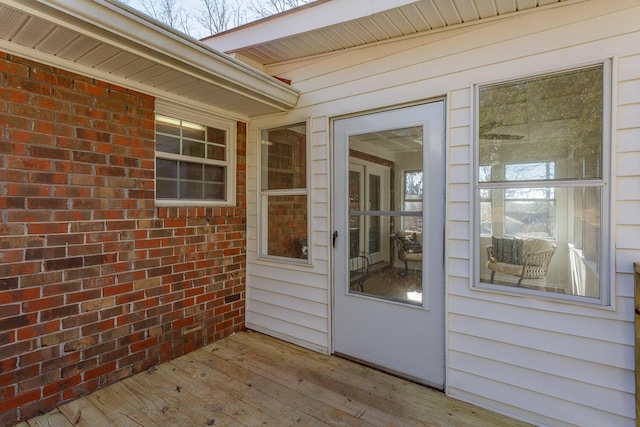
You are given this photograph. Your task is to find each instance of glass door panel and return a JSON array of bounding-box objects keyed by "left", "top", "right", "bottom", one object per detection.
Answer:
[{"left": 347, "top": 127, "right": 423, "bottom": 305}]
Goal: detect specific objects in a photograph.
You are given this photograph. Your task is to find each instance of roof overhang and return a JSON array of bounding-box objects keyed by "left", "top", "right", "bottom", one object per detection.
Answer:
[
  {"left": 204, "top": 0, "right": 576, "bottom": 67},
  {"left": 0, "top": 0, "right": 300, "bottom": 120}
]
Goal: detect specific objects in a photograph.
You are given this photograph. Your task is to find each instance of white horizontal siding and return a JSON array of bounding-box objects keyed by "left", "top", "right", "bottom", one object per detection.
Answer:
[
  {"left": 244, "top": 1, "right": 640, "bottom": 425},
  {"left": 245, "top": 116, "right": 332, "bottom": 353}
]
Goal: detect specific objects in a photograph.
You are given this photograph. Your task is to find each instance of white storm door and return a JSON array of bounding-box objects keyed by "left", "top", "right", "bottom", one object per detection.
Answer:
[{"left": 333, "top": 101, "right": 445, "bottom": 388}]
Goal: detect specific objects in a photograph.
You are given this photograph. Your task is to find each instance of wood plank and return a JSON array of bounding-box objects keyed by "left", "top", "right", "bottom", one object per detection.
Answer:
[
  {"left": 39, "top": 331, "right": 530, "bottom": 427},
  {"left": 85, "top": 379, "right": 196, "bottom": 427},
  {"left": 240, "top": 332, "right": 533, "bottom": 425},
  {"left": 124, "top": 369, "right": 234, "bottom": 426},
  {"left": 57, "top": 394, "right": 118, "bottom": 427},
  {"left": 215, "top": 332, "right": 531, "bottom": 426},
  {"left": 24, "top": 409, "right": 73, "bottom": 427},
  {"left": 170, "top": 352, "right": 341, "bottom": 426},
  {"left": 153, "top": 358, "right": 293, "bottom": 426},
  {"left": 207, "top": 338, "right": 404, "bottom": 426},
  {"left": 181, "top": 344, "right": 368, "bottom": 426}
]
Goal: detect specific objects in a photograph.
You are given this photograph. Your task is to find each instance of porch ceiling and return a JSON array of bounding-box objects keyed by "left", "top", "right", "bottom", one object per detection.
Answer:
[
  {"left": 205, "top": 0, "right": 573, "bottom": 66},
  {"left": 0, "top": 0, "right": 300, "bottom": 119}
]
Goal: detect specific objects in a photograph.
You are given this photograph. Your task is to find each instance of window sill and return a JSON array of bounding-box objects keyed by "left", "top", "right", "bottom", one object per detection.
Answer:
[{"left": 155, "top": 199, "right": 236, "bottom": 208}]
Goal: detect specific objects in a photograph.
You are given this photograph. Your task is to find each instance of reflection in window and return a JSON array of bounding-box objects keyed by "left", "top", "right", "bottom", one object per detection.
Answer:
[
  {"left": 477, "top": 63, "right": 609, "bottom": 302},
  {"left": 260, "top": 123, "right": 308, "bottom": 260}
]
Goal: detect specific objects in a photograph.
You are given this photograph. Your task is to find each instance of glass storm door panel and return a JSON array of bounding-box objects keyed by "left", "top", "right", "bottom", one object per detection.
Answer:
[{"left": 333, "top": 101, "right": 445, "bottom": 388}]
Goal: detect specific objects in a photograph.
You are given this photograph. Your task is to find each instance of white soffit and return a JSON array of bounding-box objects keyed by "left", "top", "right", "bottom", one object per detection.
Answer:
[
  {"left": 204, "top": 0, "right": 572, "bottom": 66},
  {"left": 0, "top": 0, "right": 300, "bottom": 119}
]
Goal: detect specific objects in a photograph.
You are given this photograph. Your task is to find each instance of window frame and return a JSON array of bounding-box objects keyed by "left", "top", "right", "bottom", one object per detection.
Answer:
[
  {"left": 473, "top": 60, "right": 613, "bottom": 306},
  {"left": 257, "top": 120, "right": 311, "bottom": 264},
  {"left": 155, "top": 101, "right": 236, "bottom": 207}
]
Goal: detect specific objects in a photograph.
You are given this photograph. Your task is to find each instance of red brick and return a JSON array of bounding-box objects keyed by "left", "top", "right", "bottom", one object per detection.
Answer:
[
  {"left": 62, "top": 378, "right": 99, "bottom": 400},
  {"left": 17, "top": 319, "right": 60, "bottom": 340},
  {"left": 43, "top": 374, "right": 81, "bottom": 397},
  {"left": 84, "top": 361, "right": 116, "bottom": 381},
  {"left": 0, "top": 287, "right": 40, "bottom": 304},
  {"left": 22, "top": 295, "right": 64, "bottom": 312},
  {"left": 0, "top": 314, "right": 36, "bottom": 333},
  {"left": 0, "top": 388, "right": 41, "bottom": 414}
]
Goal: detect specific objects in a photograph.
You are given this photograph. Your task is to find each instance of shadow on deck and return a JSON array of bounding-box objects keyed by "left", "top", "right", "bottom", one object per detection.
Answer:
[{"left": 18, "top": 330, "right": 531, "bottom": 426}]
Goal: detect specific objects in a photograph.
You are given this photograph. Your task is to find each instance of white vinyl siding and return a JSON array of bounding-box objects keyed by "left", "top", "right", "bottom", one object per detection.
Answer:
[
  {"left": 245, "top": 1, "right": 639, "bottom": 425},
  {"left": 246, "top": 116, "right": 331, "bottom": 352}
]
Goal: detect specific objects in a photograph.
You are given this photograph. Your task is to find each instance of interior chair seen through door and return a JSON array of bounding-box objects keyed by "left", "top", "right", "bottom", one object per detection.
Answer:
[{"left": 486, "top": 237, "right": 556, "bottom": 286}]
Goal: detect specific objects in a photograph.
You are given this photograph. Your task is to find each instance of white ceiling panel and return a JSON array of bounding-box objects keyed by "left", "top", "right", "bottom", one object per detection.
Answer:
[
  {"left": 413, "top": 2, "right": 448, "bottom": 30},
  {"left": 432, "top": 0, "right": 464, "bottom": 25},
  {"left": 58, "top": 38, "right": 103, "bottom": 62},
  {"left": 207, "top": 0, "right": 568, "bottom": 66},
  {"left": 0, "top": 7, "right": 26, "bottom": 38},
  {"left": 495, "top": 0, "right": 518, "bottom": 15},
  {"left": 77, "top": 44, "right": 122, "bottom": 68},
  {"left": 474, "top": 1, "right": 499, "bottom": 19},
  {"left": 370, "top": 11, "right": 406, "bottom": 39},
  {"left": 402, "top": 5, "right": 432, "bottom": 32},
  {"left": 37, "top": 28, "right": 81, "bottom": 55},
  {"left": 455, "top": 0, "right": 482, "bottom": 22}
]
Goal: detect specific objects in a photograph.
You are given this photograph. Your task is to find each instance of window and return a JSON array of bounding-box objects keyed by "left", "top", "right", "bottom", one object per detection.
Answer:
[
  {"left": 260, "top": 122, "right": 308, "bottom": 261},
  {"left": 155, "top": 109, "right": 235, "bottom": 205},
  {"left": 403, "top": 170, "right": 423, "bottom": 232},
  {"left": 476, "top": 63, "right": 610, "bottom": 303}
]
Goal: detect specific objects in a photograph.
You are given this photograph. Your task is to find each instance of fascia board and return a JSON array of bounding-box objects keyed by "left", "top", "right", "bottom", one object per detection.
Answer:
[{"left": 204, "top": 0, "right": 421, "bottom": 53}]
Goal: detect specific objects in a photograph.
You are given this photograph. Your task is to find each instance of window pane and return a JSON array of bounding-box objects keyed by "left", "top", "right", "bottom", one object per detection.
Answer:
[
  {"left": 207, "top": 127, "right": 226, "bottom": 145},
  {"left": 156, "top": 179, "right": 177, "bottom": 198},
  {"left": 261, "top": 123, "right": 307, "bottom": 190},
  {"left": 479, "top": 65, "right": 603, "bottom": 181},
  {"left": 180, "top": 162, "right": 203, "bottom": 181},
  {"left": 204, "top": 165, "right": 224, "bottom": 183},
  {"left": 405, "top": 171, "right": 423, "bottom": 199},
  {"left": 264, "top": 194, "right": 308, "bottom": 259},
  {"left": 180, "top": 181, "right": 202, "bottom": 199},
  {"left": 204, "top": 183, "right": 225, "bottom": 200},
  {"left": 156, "top": 158, "right": 177, "bottom": 179},
  {"left": 183, "top": 140, "right": 205, "bottom": 158},
  {"left": 505, "top": 162, "right": 555, "bottom": 181},
  {"left": 207, "top": 145, "right": 226, "bottom": 161},
  {"left": 156, "top": 115, "right": 180, "bottom": 135},
  {"left": 156, "top": 134, "right": 180, "bottom": 154},
  {"left": 182, "top": 120, "right": 206, "bottom": 140},
  {"left": 504, "top": 200, "right": 555, "bottom": 238},
  {"left": 479, "top": 186, "right": 601, "bottom": 298}
]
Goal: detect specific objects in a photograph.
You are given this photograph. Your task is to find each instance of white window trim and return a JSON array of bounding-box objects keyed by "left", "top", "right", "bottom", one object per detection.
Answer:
[
  {"left": 257, "top": 120, "right": 311, "bottom": 264},
  {"left": 155, "top": 100, "right": 236, "bottom": 207},
  {"left": 472, "top": 59, "right": 613, "bottom": 307}
]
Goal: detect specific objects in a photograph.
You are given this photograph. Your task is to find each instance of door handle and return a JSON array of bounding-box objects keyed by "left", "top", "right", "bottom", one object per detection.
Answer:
[{"left": 332, "top": 231, "right": 338, "bottom": 248}]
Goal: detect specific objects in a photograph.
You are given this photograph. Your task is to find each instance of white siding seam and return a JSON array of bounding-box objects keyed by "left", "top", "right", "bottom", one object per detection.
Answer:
[
  {"left": 449, "top": 338, "right": 634, "bottom": 393},
  {"left": 448, "top": 367, "right": 634, "bottom": 424}
]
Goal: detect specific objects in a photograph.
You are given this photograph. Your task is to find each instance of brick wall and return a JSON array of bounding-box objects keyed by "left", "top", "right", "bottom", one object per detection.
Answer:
[{"left": 0, "top": 53, "right": 246, "bottom": 425}]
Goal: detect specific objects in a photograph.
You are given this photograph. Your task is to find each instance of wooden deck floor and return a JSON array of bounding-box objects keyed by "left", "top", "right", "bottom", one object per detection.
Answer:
[{"left": 19, "top": 331, "right": 531, "bottom": 427}]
